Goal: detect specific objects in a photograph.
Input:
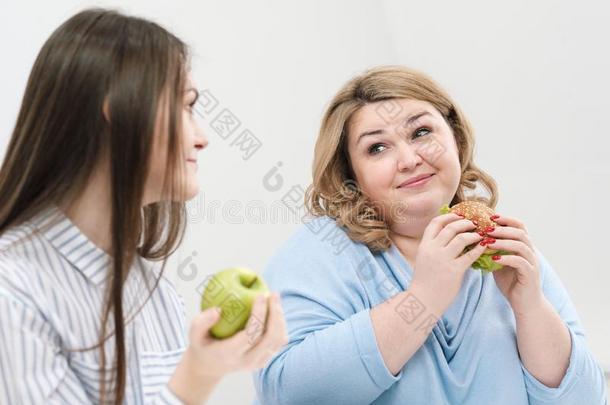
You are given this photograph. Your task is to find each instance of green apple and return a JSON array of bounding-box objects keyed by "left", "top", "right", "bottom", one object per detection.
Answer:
[{"left": 200, "top": 267, "right": 270, "bottom": 339}]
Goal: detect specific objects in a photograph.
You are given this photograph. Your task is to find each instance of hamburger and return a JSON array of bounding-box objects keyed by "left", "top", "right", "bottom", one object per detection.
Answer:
[{"left": 439, "top": 201, "right": 512, "bottom": 273}]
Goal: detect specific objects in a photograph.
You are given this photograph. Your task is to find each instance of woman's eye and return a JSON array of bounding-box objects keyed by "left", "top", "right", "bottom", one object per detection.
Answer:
[
  {"left": 412, "top": 127, "right": 431, "bottom": 139},
  {"left": 368, "top": 143, "right": 386, "bottom": 155},
  {"left": 186, "top": 101, "right": 196, "bottom": 114}
]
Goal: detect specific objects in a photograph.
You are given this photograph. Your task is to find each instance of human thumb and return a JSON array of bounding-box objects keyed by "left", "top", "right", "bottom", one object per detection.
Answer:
[{"left": 192, "top": 307, "right": 222, "bottom": 336}]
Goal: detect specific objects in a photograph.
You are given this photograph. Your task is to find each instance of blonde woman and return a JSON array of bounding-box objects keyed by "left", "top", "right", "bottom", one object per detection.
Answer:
[
  {"left": 0, "top": 8, "right": 287, "bottom": 404},
  {"left": 252, "top": 66, "right": 607, "bottom": 404}
]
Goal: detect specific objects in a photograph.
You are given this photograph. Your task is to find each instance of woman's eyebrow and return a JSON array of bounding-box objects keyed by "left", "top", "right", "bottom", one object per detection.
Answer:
[
  {"left": 357, "top": 110, "right": 432, "bottom": 144},
  {"left": 357, "top": 129, "right": 385, "bottom": 144},
  {"left": 399, "top": 111, "right": 432, "bottom": 129}
]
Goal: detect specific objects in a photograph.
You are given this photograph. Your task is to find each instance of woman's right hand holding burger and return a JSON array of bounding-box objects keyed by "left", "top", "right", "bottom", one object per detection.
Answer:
[
  {"left": 410, "top": 212, "right": 489, "bottom": 314},
  {"left": 370, "top": 211, "right": 489, "bottom": 375}
]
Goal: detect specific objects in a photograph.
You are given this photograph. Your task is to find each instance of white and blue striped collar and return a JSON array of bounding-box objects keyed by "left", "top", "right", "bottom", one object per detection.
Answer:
[{"left": 31, "top": 204, "right": 112, "bottom": 286}]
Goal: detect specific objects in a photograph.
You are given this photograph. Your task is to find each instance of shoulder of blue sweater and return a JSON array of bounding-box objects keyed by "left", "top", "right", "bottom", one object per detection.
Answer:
[
  {"left": 262, "top": 215, "right": 370, "bottom": 283},
  {"left": 282, "top": 215, "right": 362, "bottom": 255}
]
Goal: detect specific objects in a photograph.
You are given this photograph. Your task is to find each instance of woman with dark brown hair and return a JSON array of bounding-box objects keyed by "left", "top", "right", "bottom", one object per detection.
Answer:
[
  {"left": 252, "top": 66, "right": 606, "bottom": 404},
  {"left": 0, "top": 8, "right": 287, "bottom": 405}
]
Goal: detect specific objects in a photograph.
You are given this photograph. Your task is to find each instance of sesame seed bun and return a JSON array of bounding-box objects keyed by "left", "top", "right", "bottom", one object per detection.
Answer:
[
  {"left": 448, "top": 200, "right": 496, "bottom": 234},
  {"left": 439, "top": 201, "right": 510, "bottom": 273}
]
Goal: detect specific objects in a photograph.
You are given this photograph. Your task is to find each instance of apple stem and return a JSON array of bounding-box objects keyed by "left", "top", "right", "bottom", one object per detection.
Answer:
[{"left": 245, "top": 276, "right": 258, "bottom": 288}]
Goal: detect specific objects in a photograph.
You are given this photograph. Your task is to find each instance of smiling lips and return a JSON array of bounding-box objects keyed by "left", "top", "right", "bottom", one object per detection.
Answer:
[{"left": 398, "top": 173, "right": 434, "bottom": 188}]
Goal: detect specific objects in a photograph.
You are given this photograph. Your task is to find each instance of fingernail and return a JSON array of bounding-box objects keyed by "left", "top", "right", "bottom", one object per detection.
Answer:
[
  {"left": 492, "top": 255, "right": 501, "bottom": 260},
  {"left": 485, "top": 227, "right": 495, "bottom": 233},
  {"left": 490, "top": 215, "right": 500, "bottom": 220},
  {"left": 479, "top": 240, "right": 487, "bottom": 246},
  {"left": 477, "top": 231, "right": 486, "bottom": 236},
  {"left": 484, "top": 237, "right": 496, "bottom": 245},
  {"left": 471, "top": 220, "right": 478, "bottom": 226}
]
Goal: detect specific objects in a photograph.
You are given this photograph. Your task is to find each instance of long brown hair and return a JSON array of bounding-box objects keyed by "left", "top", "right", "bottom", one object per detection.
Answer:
[
  {"left": 305, "top": 65, "right": 498, "bottom": 252},
  {"left": 0, "top": 8, "right": 190, "bottom": 404}
]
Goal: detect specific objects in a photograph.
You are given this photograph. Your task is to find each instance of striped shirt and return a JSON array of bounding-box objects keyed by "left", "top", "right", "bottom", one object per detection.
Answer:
[{"left": 0, "top": 204, "right": 188, "bottom": 404}]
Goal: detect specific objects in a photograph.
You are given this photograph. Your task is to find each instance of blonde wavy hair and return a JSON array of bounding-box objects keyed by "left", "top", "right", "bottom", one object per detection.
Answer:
[{"left": 304, "top": 65, "right": 498, "bottom": 252}]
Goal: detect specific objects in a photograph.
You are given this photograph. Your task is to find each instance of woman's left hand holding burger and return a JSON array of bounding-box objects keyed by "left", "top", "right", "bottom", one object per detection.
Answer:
[
  {"left": 486, "top": 214, "right": 573, "bottom": 388},
  {"left": 484, "top": 214, "right": 546, "bottom": 317}
]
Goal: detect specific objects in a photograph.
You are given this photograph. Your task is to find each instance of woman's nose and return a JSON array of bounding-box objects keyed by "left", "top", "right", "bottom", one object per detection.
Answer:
[
  {"left": 396, "top": 142, "right": 423, "bottom": 172},
  {"left": 194, "top": 130, "right": 209, "bottom": 151}
]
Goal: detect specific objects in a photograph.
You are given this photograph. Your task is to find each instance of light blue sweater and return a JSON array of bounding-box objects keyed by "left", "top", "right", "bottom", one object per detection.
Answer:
[{"left": 252, "top": 216, "right": 607, "bottom": 405}]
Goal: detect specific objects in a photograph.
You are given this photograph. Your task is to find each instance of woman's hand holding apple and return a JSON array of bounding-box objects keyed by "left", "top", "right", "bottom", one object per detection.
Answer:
[{"left": 168, "top": 293, "right": 289, "bottom": 404}]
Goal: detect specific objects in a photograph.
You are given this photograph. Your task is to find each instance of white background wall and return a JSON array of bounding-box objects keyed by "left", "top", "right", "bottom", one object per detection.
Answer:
[{"left": 1, "top": 1, "right": 608, "bottom": 403}]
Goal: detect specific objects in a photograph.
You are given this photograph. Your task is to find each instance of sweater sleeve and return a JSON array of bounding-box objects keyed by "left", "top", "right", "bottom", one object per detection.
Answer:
[
  {"left": 252, "top": 220, "right": 401, "bottom": 405},
  {"left": 521, "top": 247, "right": 608, "bottom": 405}
]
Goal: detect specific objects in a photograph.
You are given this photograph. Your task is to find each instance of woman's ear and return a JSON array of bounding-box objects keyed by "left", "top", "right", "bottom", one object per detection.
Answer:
[{"left": 102, "top": 97, "right": 110, "bottom": 123}]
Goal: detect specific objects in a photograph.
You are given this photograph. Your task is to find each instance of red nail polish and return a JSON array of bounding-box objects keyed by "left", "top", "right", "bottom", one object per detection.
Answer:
[
  {"left": 492, "top": 255, "right": 501, "bottom": 260},
  {"left": 485, "top": 226, "right": 495, "bottom": 233},
  {"left": 478, "top": 231, "right": 486, "bottom": 236},
  {"left": 479, "top": 241, "right": 487, "bottom": 246},
  {"left": 490, "top": 215, "right": 500, "bottom": 220},
  {"left": 481, "top": 238, "right": 495, "bottom": 246}
]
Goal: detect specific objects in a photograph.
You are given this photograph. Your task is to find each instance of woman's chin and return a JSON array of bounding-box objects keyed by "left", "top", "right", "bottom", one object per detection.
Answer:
[
  {"left": 169, "top": 183, "right": 199, "bottom": 202},
  {"left": 184, "top": 185, "right": 199, "bottom": 201},
  {"left": 400, "top": 193, "right": 442, "bottom": 213}
]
